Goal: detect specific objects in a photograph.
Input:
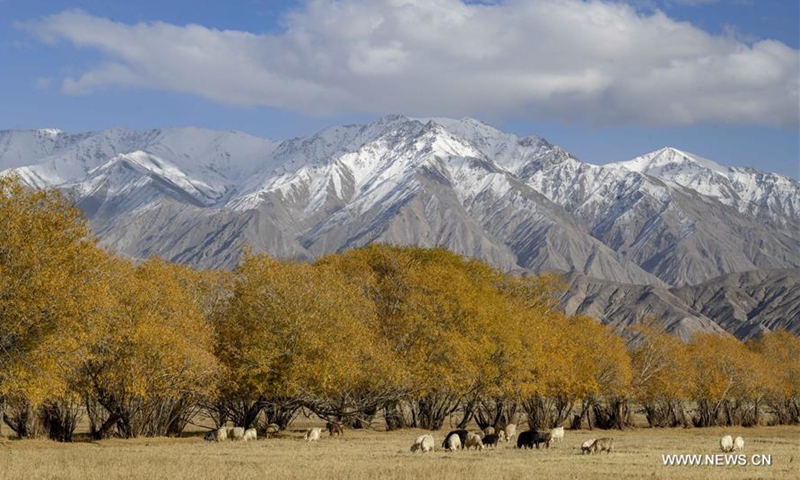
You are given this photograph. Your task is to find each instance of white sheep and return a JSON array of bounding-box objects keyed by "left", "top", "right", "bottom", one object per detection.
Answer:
[
  {"left": 206, "top": 427, "right": 227, "bottom": 442},
  {"left": 733, "top": 436, "right": 744, "bottom": 452},
  {"left": 504, "top": 424, "right": 517, "bottom": 442},
  {"left": 465, "top": 432, "right": 484, "bottom": 450},
  {"left": 243, "top": 428, "right": 257, "bottom": 442},
  {"left": 720, "top": 435, "right": 734, "bottom": 452},
  {"left": 445, "top": 433, "right": 462, "bottom": 451},
  {"left": 229, "top": 427, "right": 245, "bottom": 441},
  {"left": 551, "top": 426, "right": 564, "bottom": 443},
  {"left": 305, "top": 427, "right": 322, "bottom": 443},
  {"left": 410, "top": 434, "right": 435, "bottom": 453}
]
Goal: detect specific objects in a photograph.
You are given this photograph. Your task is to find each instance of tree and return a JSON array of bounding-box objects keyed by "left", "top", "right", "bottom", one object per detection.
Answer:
[
  {"left": 78, "top": 258, "right": 218, "bottom": 438},
  {"left": 0, "top": 176, "right": 107, "bottom": 438},
  {"left": 748, "top": 330, "right": 800, "bottom": 425},
  {"left": 567, "top": 315, "right": 632, "bottom": 430},
  {"left": 214, "top": 252, "right": 399, "bottom": 430},
  {"left": 688, "top": 333, "right": 754, "bottom": 427},
  {"left": 498, "top": 275, "right": 566, "bottom": 430},
  {"left": 629, "top": 319, "right": 693, "bottom": 427}
]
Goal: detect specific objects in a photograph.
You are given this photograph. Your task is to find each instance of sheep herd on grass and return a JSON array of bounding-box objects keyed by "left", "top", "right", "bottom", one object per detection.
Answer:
[
  {"left": 203, "top": 426, "right": 258, "bottom": 442},
  {"left": 202, "top": 421, "right": 746, "bottom": 459}
]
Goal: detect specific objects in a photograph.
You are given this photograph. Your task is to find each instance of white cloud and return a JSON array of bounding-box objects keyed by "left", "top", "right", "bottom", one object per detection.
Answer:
[{"left": 21, "top": 0, "right": 799, "bottom": 127}]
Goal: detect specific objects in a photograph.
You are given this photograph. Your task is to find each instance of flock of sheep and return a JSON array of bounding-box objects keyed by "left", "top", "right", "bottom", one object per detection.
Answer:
[
  {"left": 411, "top": 424, "right": 612, "bottom": 455},
  {"left": 204, "top": 423, "right": 282, "bottom": 443},
  {"left": 204, "top": 422, "right": 745, "bottom": 457},
  {"left": 204, "top": 421, "right": 345, "bottom": 444},
  {"left": 203, "top": 426, "right": 258, "bottom": 442}
]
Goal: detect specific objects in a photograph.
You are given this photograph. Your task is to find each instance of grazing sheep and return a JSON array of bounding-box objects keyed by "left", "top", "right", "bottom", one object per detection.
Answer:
[
  {"left": 228, "top": 427, "right": 245, "bottom": 441},
  {"left": 482, "top": 434, "right": 499, "bottom": 448},
  {"left": 243, "top": 428, "right": 257, "bottom": 442},
  {"left": 720, "top": 435, "right": 734, "bottom": 452},
  {"left": 733, "top": 436, "right": 745, "bottom": 452},
  {"left": 484, "top": 426, "right": 495, "bottom": 436},
  {"left": 410, "top": 434, "right": 435, "bottom": 453},
  {"left": 305, "top": 427, "right": 322, "bottom": 443},
  {"left": 533, "top": 431, "right": 552, "bottom": 449},
  {"left": 497, "top": 430, "right": 506, "bottom": 442},
  {"left": 465, "top": 432, "right": 484, "bottom": 450},
  {"left": 265, "top": 423, "right": 280, "bottom": 436},
  {"left": 581, "top": 438, "right": 596, "bottom": 454},
  {"left": 517, "top": 430, "right": 552, "bottom": 450},
  {"left": 551, "top": 426, "right": 564, "bottom": 443},
  {"left": 517, "top": 431, "right": 535, "bottom": 449},
  {"left": 326, "top": 421, "right": 344, "bottom": 437},
  {"left": 442, "top": 430, "right": 469, "bottom": 450},
  {"left": 589, "top": 438, "right": 613, "bottom": 454},
  {"left": 445, "top": 433, "right": 462, "bottom": 452},
  {"left": 206, "top": 427, "right": 227, "bottom": 442},
  {"left": 504, "top": 424, "right": 517, "bottom": 442}
]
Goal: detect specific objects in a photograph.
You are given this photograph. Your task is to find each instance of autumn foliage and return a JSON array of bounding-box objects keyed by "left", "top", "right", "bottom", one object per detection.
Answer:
[{"left": 1, "top": 177, "right": 798, "bottom": 440}]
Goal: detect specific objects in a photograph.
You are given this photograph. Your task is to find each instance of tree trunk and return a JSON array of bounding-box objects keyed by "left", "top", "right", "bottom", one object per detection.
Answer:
[
  {"left": 415, "top": 393, "right": 459, "bottom": 430},
  {"left": 383, "top": 401, "right": 409, "bottom": 431},
  {"left": 2, "top": 399, "right": 38, "bottom": 438},
  {"left": 39, "top": 399, "right": 83, "bottom": 442},
  {"left": 263, "top": 400, "right": 299, "bottom": 431},
  {"left": 457, "top": 399, "right": 477, "bottom": 429}
]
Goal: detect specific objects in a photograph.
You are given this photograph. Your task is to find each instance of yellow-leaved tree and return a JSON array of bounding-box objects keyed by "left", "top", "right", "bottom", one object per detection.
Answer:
[
  {"left": 688, "top": 333, "right": 755, "bottom": 427},
  {"left": 0, "top": 176, "right": 108, "bottom": 439},
  {"left": 629, "top": 319, "right": 693, "bottom": 427},
  {"left": 78, "top": 258, "right": 218, "bottom": 438},
  {"left": 499, "top": 275, "right": 568, "bottom": 430},
  {"left": 565, "top": 314, "right": 632, "bottom": 430},
  {"left": 748, "top": 330, "right": 800, "bottom": 425},
  {"left": 214, "top": 251, "right": 398, "bottom": 430}
]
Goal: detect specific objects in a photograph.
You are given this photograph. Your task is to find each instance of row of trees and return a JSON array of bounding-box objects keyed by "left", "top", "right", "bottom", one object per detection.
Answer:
[{"left": 1, "top": 176, "right": 798, "bottom": 441}]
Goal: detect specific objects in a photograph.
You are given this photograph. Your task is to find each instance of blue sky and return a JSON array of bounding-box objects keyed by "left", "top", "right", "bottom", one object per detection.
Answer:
[{"left": 1, "top": 0, "right": 797, "bottom": 177}]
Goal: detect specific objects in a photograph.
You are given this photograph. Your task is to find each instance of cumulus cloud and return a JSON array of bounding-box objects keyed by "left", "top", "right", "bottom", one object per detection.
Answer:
[{"left": 21, "top": 0, "right": 799, "bottom": 127}]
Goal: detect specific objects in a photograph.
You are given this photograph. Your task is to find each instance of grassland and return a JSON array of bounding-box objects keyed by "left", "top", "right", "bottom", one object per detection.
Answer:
[{"left": 1, "top": 423, "right": 798, "bottom": 480}]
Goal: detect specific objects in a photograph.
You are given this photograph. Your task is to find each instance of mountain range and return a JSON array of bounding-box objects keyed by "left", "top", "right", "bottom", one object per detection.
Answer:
[{"left": 2, "top": 116, "right": 798, "bottom": 339}]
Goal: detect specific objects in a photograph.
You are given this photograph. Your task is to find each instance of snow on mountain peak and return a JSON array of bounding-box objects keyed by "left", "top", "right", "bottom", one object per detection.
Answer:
[
  {"left": 79, "top": 150, "right": 232, "bottom": 209},
  {"left": 609, "top": 147, "right": 729, "bottom": 176},
  {"left": 37, "top": 128, "right": 64, "bottom": 139},
  {"left": 606, "top": 147, "right": 800, "bottom": 222},
  {"left": 2, "top": 119, "right": 797, "bottom": 231}
]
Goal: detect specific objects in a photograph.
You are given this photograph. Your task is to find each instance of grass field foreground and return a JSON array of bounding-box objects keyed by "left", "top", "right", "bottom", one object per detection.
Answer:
[{"left": 1, "top": 425, "right": 798, "bottom": 479}]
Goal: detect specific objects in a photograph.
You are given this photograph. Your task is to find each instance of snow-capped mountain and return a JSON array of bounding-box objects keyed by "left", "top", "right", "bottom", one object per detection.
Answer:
[
  {"left": 2, "top": 117, "right": 798, "bottom": 291},
  {"left": 1, "top": 127, "right": 278, "bottom": 190},
  {"left": 608, "top": 147, "right": 800, "bottom": 226}
]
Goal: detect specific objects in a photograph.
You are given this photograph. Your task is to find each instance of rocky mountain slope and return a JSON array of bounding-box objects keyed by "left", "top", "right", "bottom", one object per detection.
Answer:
[
  {"left": 559, "top": 269, "right": 800, "bottom": 340},
  {"left": 2, "top": 116, "right": 798, "bottom": 293}
]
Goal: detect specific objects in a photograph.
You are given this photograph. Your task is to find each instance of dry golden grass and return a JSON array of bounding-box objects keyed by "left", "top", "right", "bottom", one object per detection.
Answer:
[{"left": 1, "top": 425, "right": 798, "bottom": 480}]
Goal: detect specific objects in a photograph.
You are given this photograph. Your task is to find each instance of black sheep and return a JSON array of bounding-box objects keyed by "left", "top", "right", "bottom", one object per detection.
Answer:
[{"left": 517, "top": 430, "right": 552, "bottom": 449}]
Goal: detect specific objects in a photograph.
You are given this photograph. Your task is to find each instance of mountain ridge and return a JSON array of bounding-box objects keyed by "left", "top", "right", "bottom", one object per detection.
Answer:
[
  {"left": 1, "top": 116, "right": 798, "bottom": 290},
  {"left": 559, "top": 268, "right": 800, "bottom": 341}
]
